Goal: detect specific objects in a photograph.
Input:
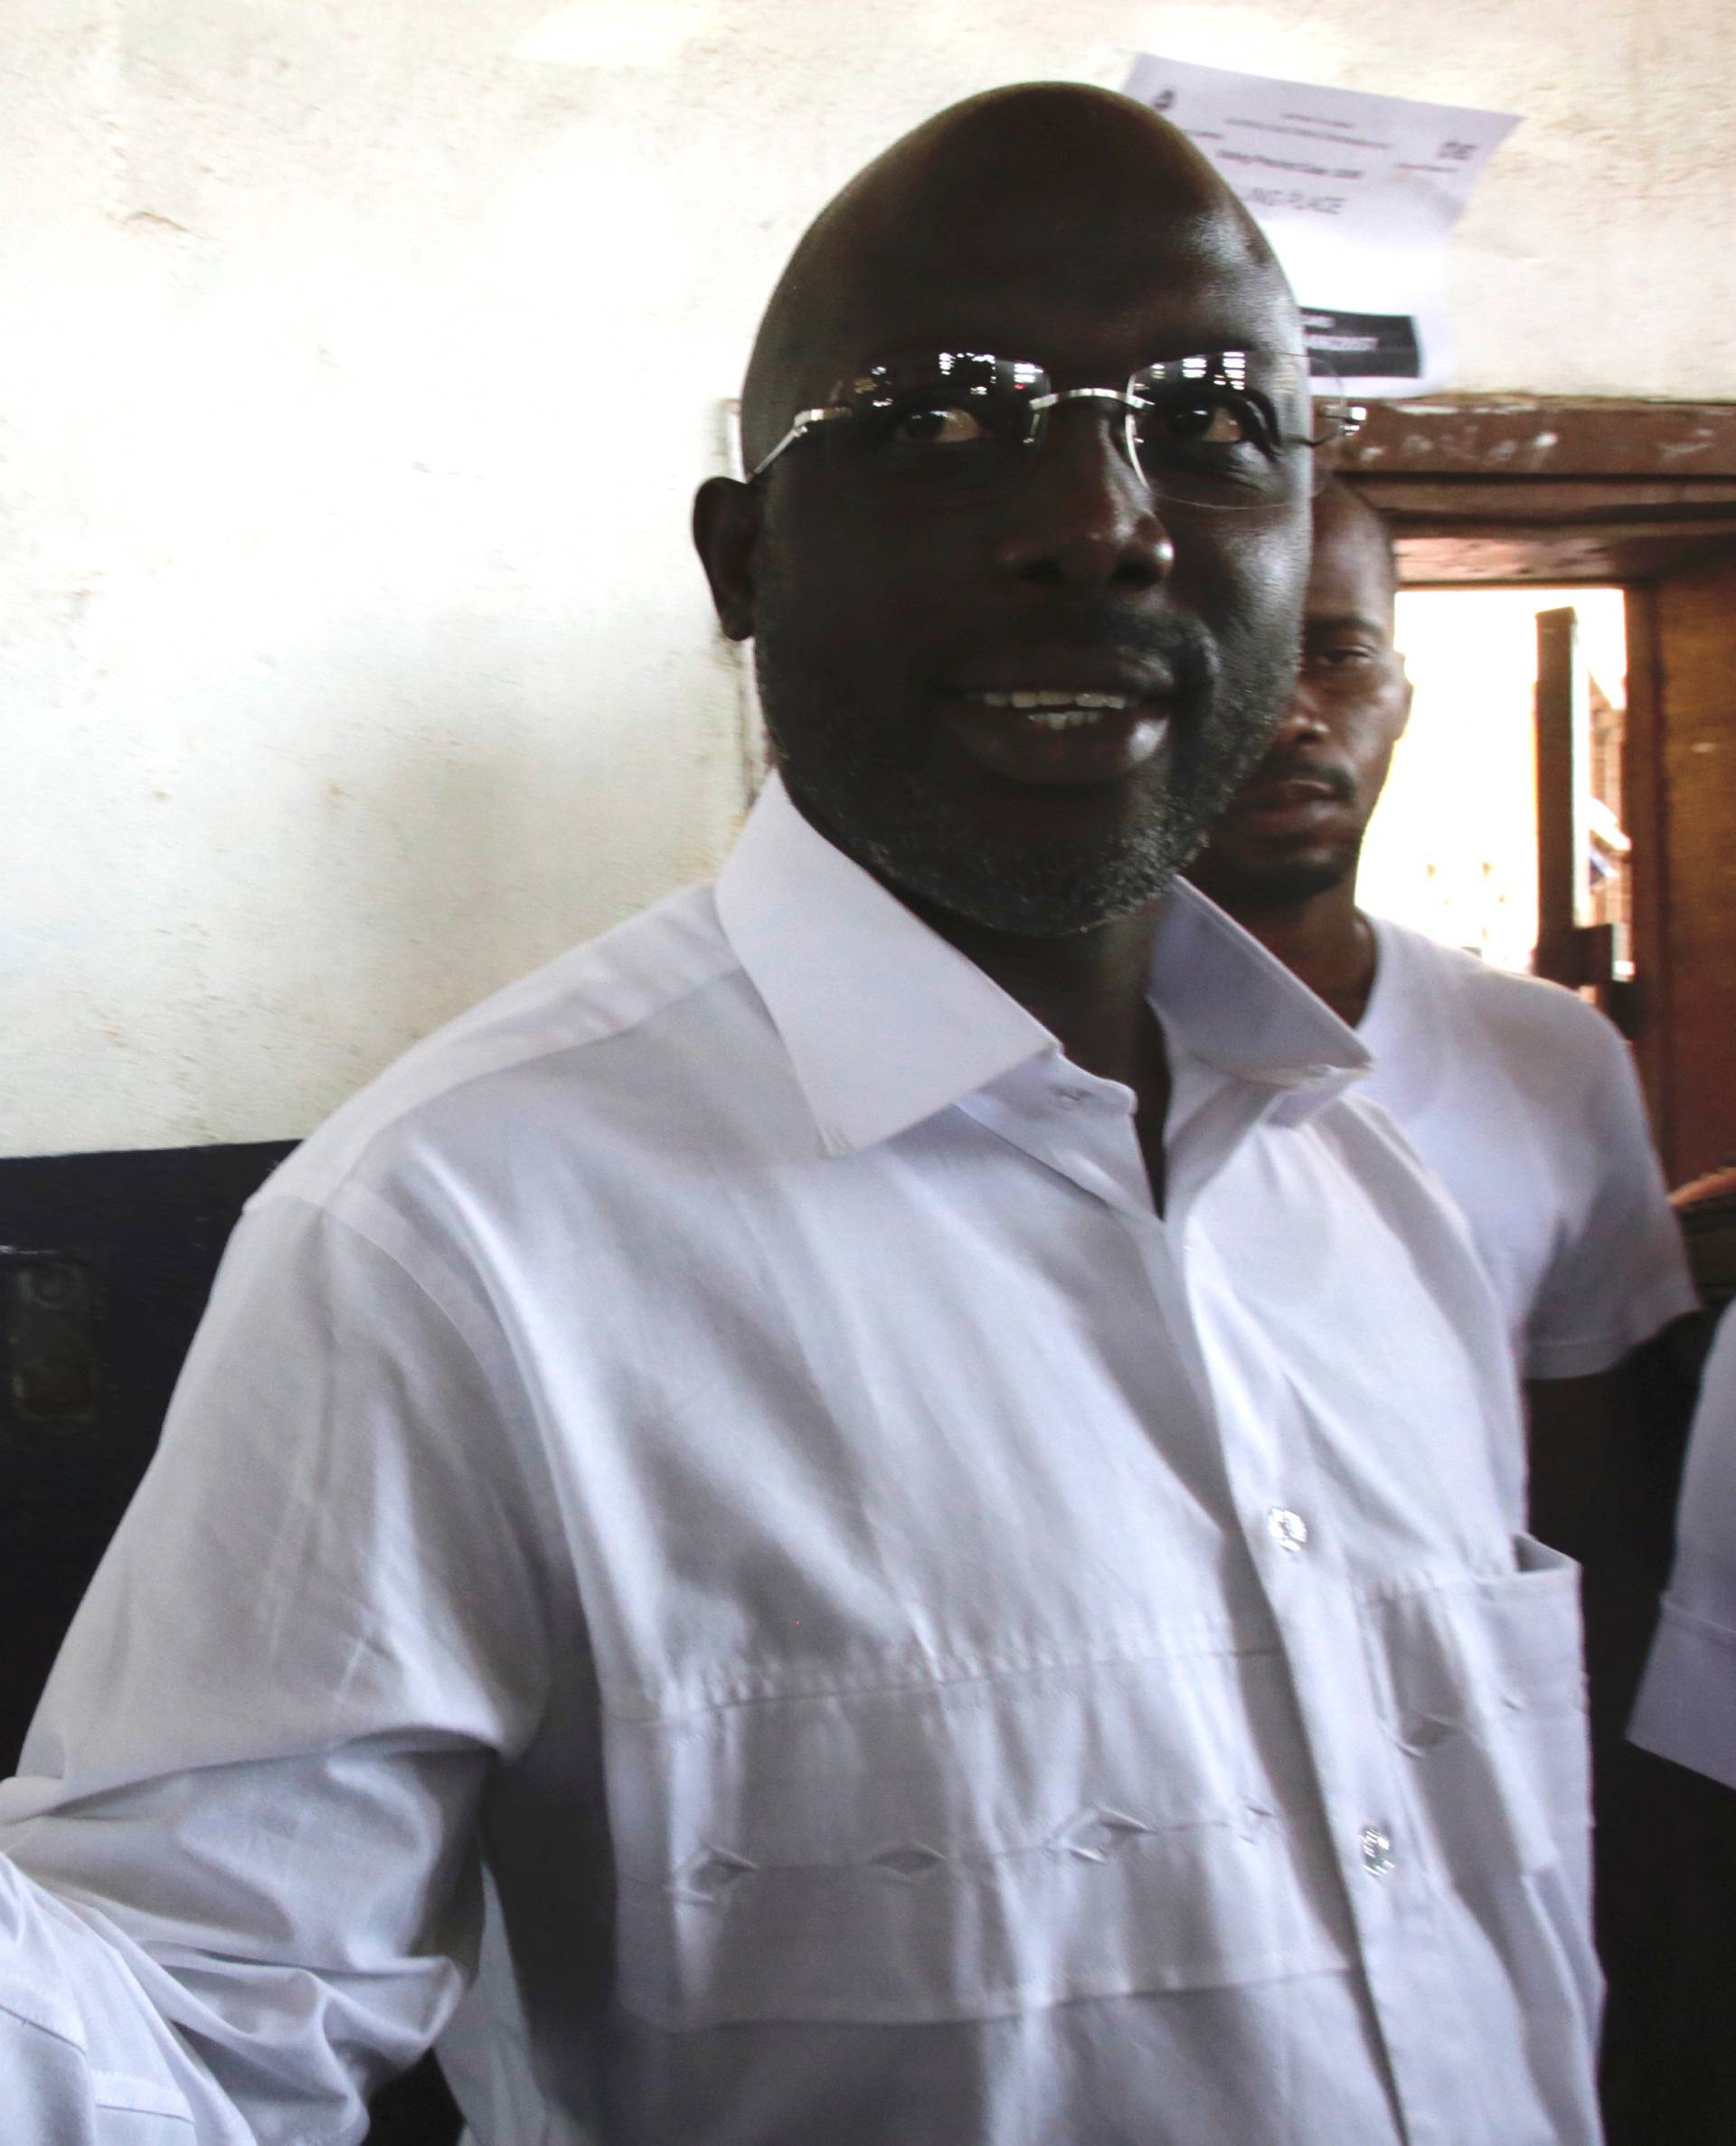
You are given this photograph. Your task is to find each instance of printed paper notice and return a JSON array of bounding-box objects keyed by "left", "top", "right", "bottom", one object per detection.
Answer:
[{"left": 1125, "top": 54, "right": 1518, "bottom": 398}]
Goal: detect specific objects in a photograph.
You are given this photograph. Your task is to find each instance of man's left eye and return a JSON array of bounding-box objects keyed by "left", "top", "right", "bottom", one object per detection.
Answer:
[
  {"left": 891, "top": 403, "right": 989, "bottom": 446},
  {"left": 1152, "top": 394, "right": 1257, "bottom": 446}
]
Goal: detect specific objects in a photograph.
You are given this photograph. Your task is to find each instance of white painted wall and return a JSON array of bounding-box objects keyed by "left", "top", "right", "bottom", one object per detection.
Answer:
[{"left": 5, "top": 0, "right": 1734, "bottom": 1155}]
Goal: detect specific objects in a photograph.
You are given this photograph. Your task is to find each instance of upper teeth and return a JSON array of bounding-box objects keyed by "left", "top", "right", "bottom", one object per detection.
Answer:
[{"left": 969, "top": 688, "right": 1134, "bottom": 731}]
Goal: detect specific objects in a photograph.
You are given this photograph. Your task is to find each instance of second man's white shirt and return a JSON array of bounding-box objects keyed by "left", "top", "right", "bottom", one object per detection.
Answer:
[
  {"left": 1631, "top": 1304, "right": 1736, "bottom": 1788},
  {"left": 0, "top": 778, "right": 1600, "bottom": 2143},
  {"left": 1358, "top": 916, "right": 1695, "bottom": 1380}
]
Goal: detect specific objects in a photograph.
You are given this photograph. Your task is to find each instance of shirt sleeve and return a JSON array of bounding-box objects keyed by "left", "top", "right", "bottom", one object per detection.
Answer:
[
  {"left": 1630, "top": 1309, "right": 1736, "bottom": 1788},
  {"left": 1520, "top": 1016, "right": 1698, "bottom": 1381},
  {"left": 0, "top": 1186, "right": 556, "bottom": 2143}
]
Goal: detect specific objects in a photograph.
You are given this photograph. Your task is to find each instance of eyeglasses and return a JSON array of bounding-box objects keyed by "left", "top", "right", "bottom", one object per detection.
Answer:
[{"left": 750, "top": 349, "right": 1362, "bottom": 510}]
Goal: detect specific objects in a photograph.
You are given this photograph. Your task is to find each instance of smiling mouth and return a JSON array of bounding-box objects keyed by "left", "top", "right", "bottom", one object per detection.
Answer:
[{"left": 955, "top": 688, "right": 1140, "bottom": 732}]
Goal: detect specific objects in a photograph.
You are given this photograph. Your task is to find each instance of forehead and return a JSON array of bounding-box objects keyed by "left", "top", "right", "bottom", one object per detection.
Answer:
[
  {"left": 1307, "top": 502, "right": 1396, "bottom": 628},
  {"left": 815, "top": 208, "right": 1297, "bottom": 389}
]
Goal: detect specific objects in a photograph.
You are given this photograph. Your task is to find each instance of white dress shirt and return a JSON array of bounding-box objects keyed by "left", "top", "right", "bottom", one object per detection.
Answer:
[
  {"left": 1630, "top": 1305, "right": 1736, "bottom": 1788},
  {"left": 0, "top": 775, "right": 1600, "bottom": 2145},
  {"left": 1358, "top": 918, "right": 1695, "bottom": 1380}
]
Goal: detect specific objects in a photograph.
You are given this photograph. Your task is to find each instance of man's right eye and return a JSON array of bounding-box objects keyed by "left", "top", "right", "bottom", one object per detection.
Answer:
[{"left": 889, "top": 402, "right": 990, "bottom": 447}]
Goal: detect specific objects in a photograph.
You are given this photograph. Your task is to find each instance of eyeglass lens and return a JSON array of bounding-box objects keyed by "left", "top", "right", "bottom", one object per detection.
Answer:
[{"left": 815, "top": 350, "right": 1346, "bottom": 507}]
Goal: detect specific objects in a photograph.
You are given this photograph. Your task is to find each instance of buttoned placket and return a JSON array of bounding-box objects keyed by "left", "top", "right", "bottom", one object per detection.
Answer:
[
  {"left": 966, "top": 1047, "right": 1488, "bottom": 2146},
  {"left": 1166, "top": 1079, "right": 1494, "bottom": 2146},
  {"left": 719, "top": 776, "right": 1542, "bottom": 2139}
]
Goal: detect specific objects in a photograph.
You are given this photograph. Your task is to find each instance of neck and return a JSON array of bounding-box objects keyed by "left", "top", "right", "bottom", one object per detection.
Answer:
[
  {"left": 903, "top": 893, "right": 1165, "bottom": 1090},
  {"left": 774, "top": 774, "right": 1167, "bottom": 1092},
  {"left": 1219, "top": 874, "right": 1376, "bottom": 1026}
]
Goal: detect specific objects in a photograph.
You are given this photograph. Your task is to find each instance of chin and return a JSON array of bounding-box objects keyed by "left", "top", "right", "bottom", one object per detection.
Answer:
[
  {"left": 761, "top": 630, "right": 1290, "bottom": 937},
  {"left": 1194, "top": 847, "right": 1357, "bottom": 910},
  {"left": 863, "top": 812, "right": 1193, "bottom": 938}
]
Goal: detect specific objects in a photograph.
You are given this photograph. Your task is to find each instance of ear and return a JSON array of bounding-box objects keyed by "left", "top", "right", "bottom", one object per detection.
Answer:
[{"left": 693, "top": 477, "right": 761, "bottom": 643}]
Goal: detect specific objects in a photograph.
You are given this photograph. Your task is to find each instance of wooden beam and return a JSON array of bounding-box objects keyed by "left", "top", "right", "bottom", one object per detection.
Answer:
[
  {"left": 1364, "top": 486, "right": 1736, "bottom": 525},
  {"left": 1623, "top": 585, "right": 1671, "bottom": 1149},
  {"left": 1394, "top": 528, "right": 1736, "bottom": 588},
  {"left": 1340, "top": 398, "right": 1736, "bottom": 480},
  {"left": 1533, "top": 607, "right": 1587, "bottom": 987},
  {"left": 1651, "top": 555, "right": 1736, "bottom": 1180}
]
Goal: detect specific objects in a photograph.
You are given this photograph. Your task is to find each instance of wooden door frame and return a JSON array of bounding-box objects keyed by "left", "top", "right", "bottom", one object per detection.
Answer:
[
  {"left": 1342, "top": 397, "right": 1736, "bottom": 582},
  {"left": 1339, "top": 398, "right": 1736, "bottom": 1175}
]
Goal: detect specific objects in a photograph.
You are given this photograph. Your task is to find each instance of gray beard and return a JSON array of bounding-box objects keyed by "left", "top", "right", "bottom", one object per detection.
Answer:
[{"left": 756, "top": 634, "right": 1300, "bottom": 939}]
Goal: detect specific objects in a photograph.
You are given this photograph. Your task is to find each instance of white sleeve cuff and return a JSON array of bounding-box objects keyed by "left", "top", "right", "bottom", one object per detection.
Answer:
[
  {"left": 1524, "top": 1271, "right": 1703, "bottom": 1382},
  {"left": 1629, "top": 1603, "right": 1736, "bottom": 1791}
]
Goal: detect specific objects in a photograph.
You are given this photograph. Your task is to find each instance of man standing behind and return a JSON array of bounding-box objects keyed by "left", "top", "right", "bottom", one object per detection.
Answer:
[
  {"left": 1190, "top": 493, "right": 1699, "bottom": 2132},
  {"left": 1190, "top": 483, "right": 1696, "bottom": 1401}
]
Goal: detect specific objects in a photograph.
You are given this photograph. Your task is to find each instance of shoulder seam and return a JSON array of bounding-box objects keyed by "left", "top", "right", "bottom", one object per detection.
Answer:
[{"left": 260, "top": 891, "right": 741, "bottom": 1209}]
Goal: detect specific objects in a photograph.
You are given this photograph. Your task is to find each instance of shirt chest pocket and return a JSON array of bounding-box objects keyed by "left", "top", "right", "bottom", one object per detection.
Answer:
[
  {"left": 602, "top": 1645, "right": 1357, "bottom": 2032},
  {"left": 1360, "top": 1535, "right": 1590, "bottom": 1896}
]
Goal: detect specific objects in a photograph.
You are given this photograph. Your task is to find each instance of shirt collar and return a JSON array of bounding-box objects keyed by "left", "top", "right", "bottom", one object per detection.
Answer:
[
  {"left": 714, "top": 772, "right": 1368, "bottom": 1155},
  {"left": 1145, "top": 878, "right": 1372, "bottom": 1112}
]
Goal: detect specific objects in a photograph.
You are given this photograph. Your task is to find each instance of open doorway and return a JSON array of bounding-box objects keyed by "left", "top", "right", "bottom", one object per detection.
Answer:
[
  {"left": 1344, "top": 396, "right": 1736, "bottom": 1181},
  {"left": 1360, "top": 586, "right": 1628, "bottom": 978}
]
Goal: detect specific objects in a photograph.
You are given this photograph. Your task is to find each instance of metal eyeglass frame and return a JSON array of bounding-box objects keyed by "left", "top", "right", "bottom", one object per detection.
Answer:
[{"left": 749, "top": 357, "right": 1364, "bottom": 485}]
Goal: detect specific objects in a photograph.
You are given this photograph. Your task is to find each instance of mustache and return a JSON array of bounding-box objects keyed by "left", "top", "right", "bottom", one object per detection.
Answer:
[
  {"left": 1241, "top": 750, "right": 1356, "bottom": 803},
  {"left": 933, "top": 600, "right": 1219, "bottom": 700}
]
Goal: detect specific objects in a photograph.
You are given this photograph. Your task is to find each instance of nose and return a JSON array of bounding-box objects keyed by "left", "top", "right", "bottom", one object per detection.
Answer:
[
  {"left": 992, "top": 402, "right": 1175, "bottom": 593},
  {"left": 1270, "top": 678, "right": 1331, "bottom": 745}
]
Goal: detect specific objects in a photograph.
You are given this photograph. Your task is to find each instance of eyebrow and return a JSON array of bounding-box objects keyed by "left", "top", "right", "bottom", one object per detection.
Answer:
[{"left": 1305, "top": 611, "right": 1391, "bottom": 636}]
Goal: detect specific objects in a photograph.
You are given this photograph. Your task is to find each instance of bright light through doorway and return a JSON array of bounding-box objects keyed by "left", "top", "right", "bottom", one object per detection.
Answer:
[{"left": 1357, "top": 587, "right": 1628, "bottom": 976}]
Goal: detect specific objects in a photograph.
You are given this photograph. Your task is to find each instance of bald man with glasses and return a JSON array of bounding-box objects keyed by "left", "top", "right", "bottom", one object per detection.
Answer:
[{"left": 0, "top": 88, "right": 1602, "bottom": 2144}]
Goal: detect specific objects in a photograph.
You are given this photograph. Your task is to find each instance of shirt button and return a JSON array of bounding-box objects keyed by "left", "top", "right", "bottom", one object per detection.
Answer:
[
  {"left": 1359, "top": 1825, "right": 1396, "bottom": 1877},
  {"left": 1267, "top": 1507, "right": 1309, "bottom": 1553}
]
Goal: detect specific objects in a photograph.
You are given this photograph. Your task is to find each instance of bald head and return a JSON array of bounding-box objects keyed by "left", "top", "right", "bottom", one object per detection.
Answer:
[
  {"left": 741, "top": 83, "right": 1294, "bottom": 470},
  {"left": 695, "top": 83, "right": 1316, "bottom": 940}
]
